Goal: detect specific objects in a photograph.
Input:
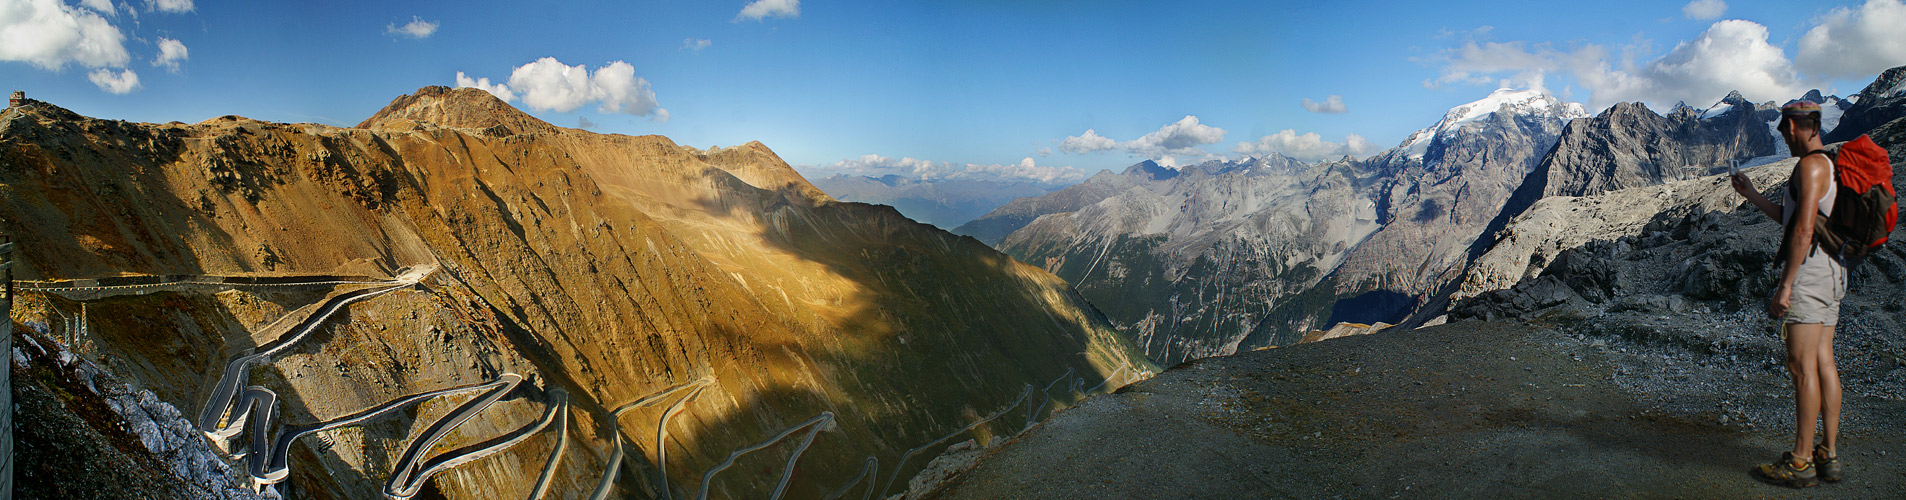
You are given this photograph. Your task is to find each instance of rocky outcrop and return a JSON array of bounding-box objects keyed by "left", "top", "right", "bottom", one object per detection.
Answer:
[{"left": 0, "top": 88, "right": 1153, "bottom": 499}]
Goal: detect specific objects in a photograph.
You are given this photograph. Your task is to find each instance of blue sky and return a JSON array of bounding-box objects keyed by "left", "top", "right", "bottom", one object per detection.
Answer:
[{"left": 5, "top": 0, "right": 1904, "bottom": 184}]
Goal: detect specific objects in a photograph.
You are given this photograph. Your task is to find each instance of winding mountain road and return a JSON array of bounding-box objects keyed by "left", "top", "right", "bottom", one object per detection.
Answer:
[{"left": 588, "top": 377, "right": 715, "bottom": 500}]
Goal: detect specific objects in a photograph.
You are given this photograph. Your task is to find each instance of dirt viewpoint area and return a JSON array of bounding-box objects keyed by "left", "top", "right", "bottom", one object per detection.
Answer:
[{"left": 931, "top": 321, "right": 1906, "bottom": 499}]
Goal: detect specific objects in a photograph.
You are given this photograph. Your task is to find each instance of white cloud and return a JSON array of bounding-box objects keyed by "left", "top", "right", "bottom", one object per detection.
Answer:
[
  {"left": 1124, "top": 115, "right": 1226, "bottom": 158},
  {"left": 146, "top": 0, "right": 190, "bottom": 13},
  {"left": 581, "top": 61, "right": 662, "bottom": 116},
  {"left": 1056, "top": 117, "right": 1228, "bottom": 164},
  {"left": 1059, "top": 129, "right": 1118, "bottom": 153},
  {"left": 87, "top": 67, "right": 138, "bottom": 94},
  {"left": 806, "top": 154, "right": 1088, "bottom": 184},
  {"left": 735, "top": 0, "right": 799, "bottom": 21},
  {"left": 479, "top": 57, "right": 665, "bottom": 119},
  {"left": 1797, "top": 0, "right": 1906, "bottom": 79},
  {"left": 1682, "top": 0, "right": 1726, "bottom": 20},
  {"left": 0, "top": 0, "right": 131, "bottom": 70},
  {"left": 150, "top": 37, "right": 185, "bottom": 72},
  {"left": 1301, "top": 95, "right": 1347, "bottom": 113},
  {"left": 1232, "top": 130, "right": 1374, "bottom": 162},
  {"left": 1424, "top": 20, "right": 1807, "bottom": 109},
  {"left": 79, "top": 0, "right": 113, "bottom": 14},
  {"left": 455, "top": 71, "right": 515, "bottom": 102},
  {"left": 386, "top": 16, "right": 439, "bottom": 39},
  {"left": 683, "top": 38, "right": 712, "bottom": 52}
]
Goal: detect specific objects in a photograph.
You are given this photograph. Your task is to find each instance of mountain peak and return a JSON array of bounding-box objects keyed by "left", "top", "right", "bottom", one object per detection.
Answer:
[
  {"left": 1122, "top": 159, "right": 1180, "bottom": 181},
  {"left": 1400, "top": 87, "right": 1588, "bottom": 160},
  {"left": 357, "top": 86, "right": 556, "bottom": 134}
]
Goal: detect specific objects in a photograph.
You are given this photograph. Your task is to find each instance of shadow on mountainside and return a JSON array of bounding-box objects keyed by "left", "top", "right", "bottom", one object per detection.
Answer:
[{"left": 929, "top": 321, "right": 1906, "bottom": 499}]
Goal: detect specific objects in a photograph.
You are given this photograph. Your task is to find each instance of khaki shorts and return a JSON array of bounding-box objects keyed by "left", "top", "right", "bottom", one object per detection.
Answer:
[{"left": 1785, "top": 245, "right": 1849, "bottom": 326}]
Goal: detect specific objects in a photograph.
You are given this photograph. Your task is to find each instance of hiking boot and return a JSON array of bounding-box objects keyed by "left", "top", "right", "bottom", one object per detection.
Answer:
[
  {"left": 1755, "top": 452, "right": 1818, "bottom": 488},
  {"left": 1814, "top": 444, "right": 1842, "bottom": 482}
]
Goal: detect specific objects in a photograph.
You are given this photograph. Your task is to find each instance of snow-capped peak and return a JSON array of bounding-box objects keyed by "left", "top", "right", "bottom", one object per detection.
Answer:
[
  {"left": 1402, "top": 88, "right": 1588, "bottom": 160},
  {"left": 1699, "top": 91, "right": 1751, "bottom": 120}
]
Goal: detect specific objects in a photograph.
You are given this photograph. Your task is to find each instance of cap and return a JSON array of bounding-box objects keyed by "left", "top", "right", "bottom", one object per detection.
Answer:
[{"left": 1781, "top": 100, "right": 1822, "bottom": 117}]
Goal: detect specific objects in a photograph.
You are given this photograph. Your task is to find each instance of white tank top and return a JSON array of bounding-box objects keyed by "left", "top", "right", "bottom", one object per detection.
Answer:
[{"left": 1781, "top": 153, "right": 1836, "bottom": 229}]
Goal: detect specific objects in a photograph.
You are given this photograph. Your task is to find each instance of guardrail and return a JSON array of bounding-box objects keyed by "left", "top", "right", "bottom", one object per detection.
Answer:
[{"left": 2, "top": 235, "right": 15, "bottom": 500}]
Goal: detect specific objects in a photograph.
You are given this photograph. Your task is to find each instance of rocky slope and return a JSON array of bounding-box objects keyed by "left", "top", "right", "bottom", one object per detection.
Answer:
[
  {"left": 808, "top": 174, "right": 1060, "bottom": 229},
  {"left": 0, "top": 87, "right": 1153, "bottom": 499}
]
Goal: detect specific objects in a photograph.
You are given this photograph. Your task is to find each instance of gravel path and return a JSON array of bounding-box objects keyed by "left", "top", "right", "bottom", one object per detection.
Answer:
[{"left": 930, "top": 321, "right": 1906, "bottom": 499}]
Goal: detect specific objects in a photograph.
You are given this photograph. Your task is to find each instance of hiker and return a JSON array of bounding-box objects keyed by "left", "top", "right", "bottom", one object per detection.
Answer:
[{"left": 1729, "top": 100, "right": 1843, "bottom": 487}]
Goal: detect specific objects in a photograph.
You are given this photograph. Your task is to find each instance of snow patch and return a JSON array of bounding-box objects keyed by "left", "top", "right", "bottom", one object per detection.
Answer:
[{"left": 1699, "top": 104, "right": 1734, "bottom": 120}]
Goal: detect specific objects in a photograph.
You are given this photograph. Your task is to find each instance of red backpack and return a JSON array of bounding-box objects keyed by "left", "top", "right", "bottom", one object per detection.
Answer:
[{"left": 1810, "top": 134, "right": 1898, "bottom": 266}]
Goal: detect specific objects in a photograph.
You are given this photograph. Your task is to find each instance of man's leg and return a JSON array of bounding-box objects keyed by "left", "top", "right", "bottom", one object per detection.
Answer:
[
  {"left": 1818, "top": 325, "right": 1839, "bottom": 456},
  {"left": 1787, "top": 322, "right": 1825, "bottom": 462}
]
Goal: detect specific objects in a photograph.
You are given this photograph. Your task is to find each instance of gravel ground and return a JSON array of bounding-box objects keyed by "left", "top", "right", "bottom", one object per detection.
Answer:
[{"left": 926, "top": 320, "right": 1906, "bottom": 499}]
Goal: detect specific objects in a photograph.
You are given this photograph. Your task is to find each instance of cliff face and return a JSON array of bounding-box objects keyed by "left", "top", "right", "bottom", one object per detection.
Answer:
[{"left": 0, "top": 86, "right": 1152, "bottom": 499}]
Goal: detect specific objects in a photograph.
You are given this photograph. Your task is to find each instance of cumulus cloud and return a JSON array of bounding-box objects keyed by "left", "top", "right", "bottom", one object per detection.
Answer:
[
  {"left": 0, "top": 0, "right": 131, "bottom": 70},
  {"left": 87, "top": 67, "right": 139, "bottom": 94},
  {"left": 79, "top": 0, "right": 113, "bottom": 14},
  {"left": 682, "top": 38, "right": 712, "bottom": 52},
  {"left": 1232, "top": 130, "right": 1375, "bottom": 162},
  {"left": 1423, "top": 20, "right": 1807, "bottom": 109},
  {"left": 386, "top": 16, "right": 438, "bottom": 39},
  {"left": 146, "top": 0, "right": 191, "bottom": 13},
  {"left": 1059, "top": 129, "right": 1118, "bottom": 153},
  {"left": 1125, "top": 116, "right": 1226, "bottom": 158},
  {"left": 1797, "top": 0, "right": 1906, "bottom": 79},
  {"left": 457, "top": 58, "right": 666, "bottom": 119},
  {"left": 150, "top": 37, "right": 185, "bottom": 71},
  {"left": 1682, "top": 0, "right": 1726, "bottom": 20},
  {"left": 455, "top": 71, "right": 515, "bottom": 102},
  {"left": 1055, "top": 117, "right": 1228, "bottom": 164},
  {"left": 735, "top": 0, "right": 799, "bottom": 21},
  {"left": 1301, "top": 95, "right": 1347, "bottom": 113},
  {"left": 806, "top": 154, "right": 1088, "bottom": 184}
]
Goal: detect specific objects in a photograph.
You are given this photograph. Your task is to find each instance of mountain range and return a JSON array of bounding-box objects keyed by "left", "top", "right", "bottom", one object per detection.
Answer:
[{"left": 965, "top": 69, "right": 1906, "bottom": 365}]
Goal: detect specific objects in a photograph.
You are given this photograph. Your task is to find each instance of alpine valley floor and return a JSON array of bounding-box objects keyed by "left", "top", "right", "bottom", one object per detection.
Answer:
[{"left": 928, "top": 320, "right": 1906, "bottom": 499}]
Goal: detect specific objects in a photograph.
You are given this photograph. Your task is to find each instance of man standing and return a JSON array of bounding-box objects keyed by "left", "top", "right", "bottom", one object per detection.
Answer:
[{"left": 1730, "top": 100, "right": 1846, "bottom": 488}]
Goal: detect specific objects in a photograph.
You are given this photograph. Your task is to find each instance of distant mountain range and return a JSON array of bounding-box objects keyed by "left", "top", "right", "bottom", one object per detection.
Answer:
[
  {"left": 965, "top": 67, "right": 1906, "bottom": 365},
  {"left": 809, "top": 174, "right": 1064, "bottom": 229}
]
